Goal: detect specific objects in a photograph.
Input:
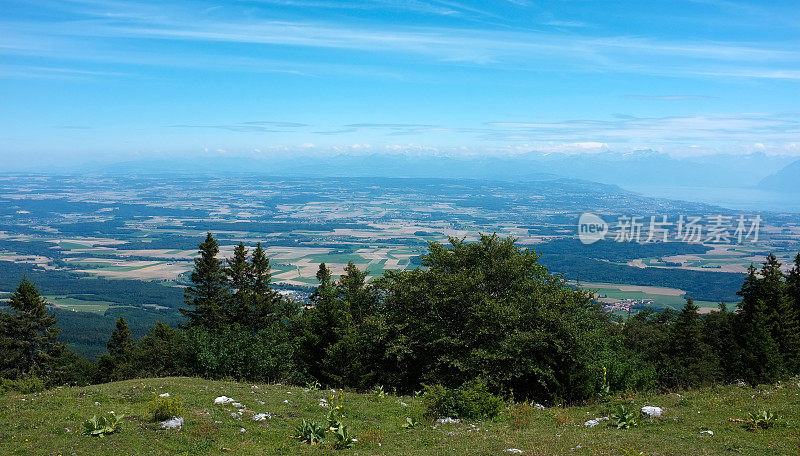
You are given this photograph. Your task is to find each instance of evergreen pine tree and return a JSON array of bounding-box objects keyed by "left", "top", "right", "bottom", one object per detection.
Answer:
[
  {"left": 107, "top": 317, "right": 136, "bottom": 360},
  {"left": 181, "top": 233, "right": 228, "bottom": 331},
  {"left": 96, "top": 317, "right": 139, "bottom": 381},
  {"left": 735, "top": 257, "right": 787, "bottom": 383},
  {"left": 336, "top": 261, "right": 373, "bottom": 323},
  {"left": 665, "top": 299, "right": 719, "bottom": 388},
  {"left": 297, "top": 263, "right": 345, "bottom": 384},
  {"left": 703, "top": 303, "right": 741, "bottom": 382},
  {"left": 225, "top": 242, "right": 252, "bottom": 324},
  {"left": 311, "top": 262, "right": 333, "bottom": 301},
  {"left": 251, "top": 242, "right": 273, "bottom": 296},
  {"left": 788, "top": 253, "right": 800, "bottom": 332},
  {"left": 0, "top": 278, "right": 61, "bottom": 378},
  {"left": 249, "top": 242, "right": 282, "bottom": 329},
  {"left": 737, "top": 264, "right": 760, "bottom": 316}
]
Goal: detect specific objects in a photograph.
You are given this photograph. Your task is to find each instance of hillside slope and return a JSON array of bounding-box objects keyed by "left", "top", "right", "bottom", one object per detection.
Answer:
[
  {"left": 758, "top": 158, "right": 800, "bottom": 193},
  {"left": 1, "top": 377, "right": 798, "bottom": 455}
]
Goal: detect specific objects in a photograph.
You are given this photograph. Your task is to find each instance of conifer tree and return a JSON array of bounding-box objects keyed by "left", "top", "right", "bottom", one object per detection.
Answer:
[
  {"left": 226, "top": 242, "right": 251, "bottom": 294},
  {"left": 297, "top": 263, "right": 344, "bottom": 383},
  {"left": 761, "top": 255, "right": 799, "bottom": 372},
  {"left": 788, "top": 253, "right": 800, "bottom": 328},
  {"left": 225, "top": 242, "right": 252, "bottom": 324},
  {"left": 336, "top": 261, "right": 373, "bottom": 323},
  {"left": 0, "top": 278, "right": 61, "bottom": 378},
  {"left": 107, "top": 317, "right": 136, "bottom": 360},
  {"left": 665, "top": 299, "right": 719, "bottom": 388},
  {"left": 181, "top": 233, "right": 228, "bottom": 330},
  {"left": 96, "top": 317, "right": 139, "bottom": 381},
  {"left": 249, "top": 242, "right": 282, "bottom": 329},
  {"left": 251, "top": 242, "right": 274, "bottom": 297},
  {"left": 735, "top": 258, "right": 787, "bottom": 383},
  {"left": 703, "top": 303, "right": 741, "bottom": 381},
  {"left": 311, "top": 262, "right": 334, "bottom": 302}
]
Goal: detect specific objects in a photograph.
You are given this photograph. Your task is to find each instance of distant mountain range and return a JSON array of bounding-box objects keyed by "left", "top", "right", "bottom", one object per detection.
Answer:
[
  {"left": 80, "top": 150, "right": 796, "bottom": 190},
  {"left": 757, "top": 158, "right": 800, "bottom": 193}
]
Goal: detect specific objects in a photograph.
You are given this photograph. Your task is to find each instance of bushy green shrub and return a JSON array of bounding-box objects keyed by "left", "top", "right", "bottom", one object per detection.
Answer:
[
  {"left": 747, "top": 410, "right": 778, "bottom": 430},
  {"left": 610, "top": 405, "right": 639, "bottom": 429},
  {"left": 422, "top": 380, "right": 504, "bottom": 420},
  {"left": 293, "top": 419, "right": 326, "bottom": 445},
  {"left": 83, "top": 412, "right": 124, "bottom": 437},
  {"left": 0, "top": 375, "right": 46, "bottom": 395},
  {"left": 187, "top": 325, "right": 296, "bottom": 382},
  {"left": 147, "top": 395, "right": 185, "bottom": 422}
]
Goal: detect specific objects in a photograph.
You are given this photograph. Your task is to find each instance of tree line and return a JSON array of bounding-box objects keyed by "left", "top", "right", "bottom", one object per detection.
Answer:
[{"left": 2, "top": 233, "right": 799, "bottom": 403}]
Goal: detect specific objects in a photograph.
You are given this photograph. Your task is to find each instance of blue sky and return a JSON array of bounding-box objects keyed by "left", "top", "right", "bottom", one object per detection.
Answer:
[{"left": 1, "top": 0, "right": 798, "bottom": 167}]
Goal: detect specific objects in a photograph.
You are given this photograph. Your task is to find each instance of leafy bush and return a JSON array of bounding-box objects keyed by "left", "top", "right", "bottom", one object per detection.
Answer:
[
  {"left": 293, "top": 392, "right": 357, "bottom": 449},
  {"left": 147, "top": 395, "right": 185, "bottom": 422},
  {"left": 747, "top": 410, "right": 778, "bottom": 430},
  {"left": 610, "top": 405, "right": 639, "bottom": 429},
  {"left": 372, "top": 385, "right": 386, "bottom": 399},
  {"left": 83, "top": 412, "right": 124, "bottom": 437},
  {"left": 0, "top": 375, "right": 46, "bottom": 395},
  {"left": 329, "top": 423, "right": 356, "bottom": 449},
  {"left": 325, "top": 405, "right": 357, "bottom": 449},
  {"left": 401, "top": 417, "right": 419, "bottom": 429},
  {"left": 422, "top": 380, "right": 504, "bottom": 420},
  {"left": 187, "top": 326, "right": 296, "bottom": 382},
  {"left": 293, "top": 419, "right": 326, "bottom": 445}
]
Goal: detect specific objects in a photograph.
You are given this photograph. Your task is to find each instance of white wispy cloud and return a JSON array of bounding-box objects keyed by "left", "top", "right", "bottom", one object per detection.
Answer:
[
  {"left": 2, "top": 1, "right": 798, "bottom": 81},
  {"left": 482, "top": 113, "right": 800, "bottom": 144}
]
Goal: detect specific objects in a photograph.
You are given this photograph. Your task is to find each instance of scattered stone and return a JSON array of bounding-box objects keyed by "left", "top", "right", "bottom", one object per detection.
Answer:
[
  {"left": 283, "top": 399, "right": 289, "bottom": 403},
  {"left": 93, "top": 402, "right": 99, "bottom": 406},
  {"left": 735, "top": 379, "right": 747, "bottom": 387},
  {"left": 399, "top": 401, "right": 408, "bottom": 406},
  {"left": 161, "top": 417, "right": 183, "bottom": 429},
  {"left": 583, "top": 417, "right": 609, "bottom": 427},
  {"left": 641, "top": 406, "right": 663, "bottom": 418},
  {"left": 239, "top": 428, "right": 246, "bottom": 433},
  {"left": 436, "top": 417, "right": 461, "bottom": 424},
  {"left": 214, "top": 396, "right": 234, "bottom": 405},
  {"left": 699, "top": 430, "right": 713, "bottom": 436},
  {"left": 504, "top": 449, "right": 524, "bottom": 454},
  {"left": 232, "top": 402, "right": 244, "bottom": 408},
  {"left": 252, "top": 413, "right": 271, "bottom": 421},
  {"left": 159, "top": 393, "right": 170, "bottom": 397},
  {"left": 533, "top": 403, "right": 545, "bottom": 410}
]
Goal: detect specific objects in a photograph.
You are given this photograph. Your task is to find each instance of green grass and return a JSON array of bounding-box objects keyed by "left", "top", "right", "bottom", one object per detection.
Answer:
[
  {"left": 1, "top": 377, "right": 798, "bottom": 455},
  {"left": 45, "top": 296, "right": 117, "bottom": 314},
  {"left": 58, "top": 241, "right": 95, "bottom": 251},
  {"left": 590, "top": 287, "right": 720, "bottom": 311}
]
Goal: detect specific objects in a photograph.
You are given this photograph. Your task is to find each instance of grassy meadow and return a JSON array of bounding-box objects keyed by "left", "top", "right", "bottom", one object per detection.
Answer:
[{"left": 1, "top": 377, "right": 798, "bottom": 455}]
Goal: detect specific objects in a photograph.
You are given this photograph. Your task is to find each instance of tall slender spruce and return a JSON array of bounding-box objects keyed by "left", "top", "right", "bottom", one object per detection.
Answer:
[{"left": 182, "top": 232, "right": 228, "bottom": 331}]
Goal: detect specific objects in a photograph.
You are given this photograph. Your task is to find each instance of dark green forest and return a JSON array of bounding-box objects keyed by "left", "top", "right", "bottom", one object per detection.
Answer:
[{"left": 2, "top": 233, "right": 799, "bottom": 406}]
